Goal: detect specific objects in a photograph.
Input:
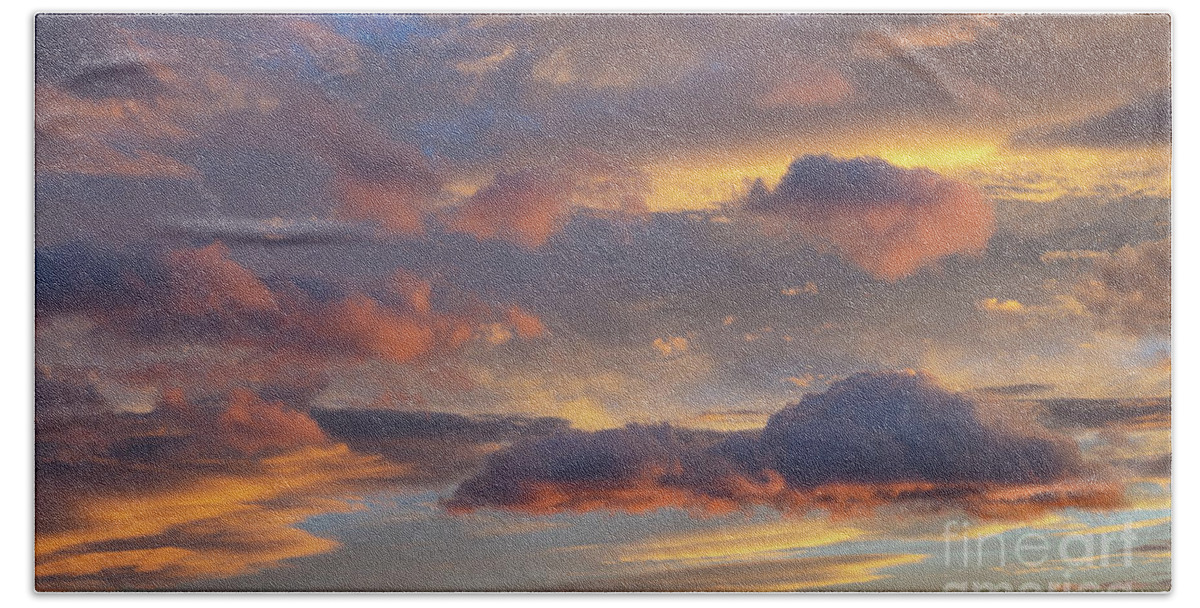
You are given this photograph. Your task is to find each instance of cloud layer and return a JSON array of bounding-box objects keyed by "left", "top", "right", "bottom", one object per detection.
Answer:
[
  {"left": 1075, "top": 238, "right": 1171, "bottom": 337},
  {"left": 1011, "top": 89, "right": 1171, "bottom": 148},
  {"left": 448, "top": 371, "right": 1102, "bottom": 516}
]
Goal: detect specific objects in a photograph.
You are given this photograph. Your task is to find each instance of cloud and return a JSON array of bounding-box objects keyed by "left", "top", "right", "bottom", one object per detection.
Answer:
[
  {"left": 652, "top": 336, "right": 689, "bottom": 357},
  {"left": 558, "top": 553, "right": 927, "bottom": 592},
  {"left": 1074, "top": 238, "right": 1170, "bottom": 337},
  {"left": 311, "top": 408, "right": 571, "bottom": 443},
  {"left": 971, "top": 383, "right": 1055, "bottom": 398},
  {"left": 35, "top": 367, "right": 107, "bottom": 422},
  {"left": 443, "top": 149, "right": 650, "bottom": 248},
  {"left": 309, "top": 408, "right": 575, "bottom": 486},
  {"left": 218, "top": 388, "right": 328, "bottom": 455},
  {"left": 506, "top": 305, "right": 546, "bottom": 338},
  {"left": 1035, "top": 397, "right": 1171, "bottom": 431},
  {"left": 447, "top": 371, "right": 1101, "bottom": 516},
  {"left": 977, "top": 295, "right": 1087, "bottom": 319},
  {"left": 165, "top": 242, "right": 279, "bottom": 317},
  {"left": 760, "top": 371, "right": 1081, "bottom": 487},
  {"left": 35, "top": 17, "right": 440, "bottom": 236},
  {"left": 35, "top": 244, "right": 155, "bottom": 315},
  {"left": 34, "top": 84, "right": 198, "bottom": 178},
  {"left": 36, "top": 241, "right": 543, "bottom": 366},
  {"left": 1010, "top": 89, "right": 1171, "bottom": 148},
  {"left": 446, "top": 171, "right": 574, "bottom": 248},
  {"left": 161, "top": 217, "right": 373, "bottom": 246},
  {"left": 855, "top": 15, "right": 998, "bottom": 55},
  {"left": 757, "top": 66, "right": 852, "bottom": 108},
  {"left": 978, "top": 298, "right": 1024, "bottom": 313},
  {"left": 446, "top": 424, "right": 751, "bottom": 515},
  {"left": 34, "top": 381, "right": 401, "bottom": 589},
  {"left": 744, "top": 155, "right": 994, "bottom": 280},
  {"left": 36, "top": 443, "right": 402, "bottom": 590}
]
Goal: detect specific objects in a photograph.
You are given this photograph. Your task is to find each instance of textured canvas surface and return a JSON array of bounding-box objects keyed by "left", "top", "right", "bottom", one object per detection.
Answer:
[{"left": 34, "top": 13, "right": 1171, "bottom": 592}]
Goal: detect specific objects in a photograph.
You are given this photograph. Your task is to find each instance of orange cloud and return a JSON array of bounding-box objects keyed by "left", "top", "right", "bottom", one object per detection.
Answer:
[
  {"left": 392, "top": 270, "right": 434, "bottom": 316},
  {"left": 507, "top": 305, "right": 546, "bottom": 339},
  {"left": 448, "top": 171, "right": 572, "bottom": 248},
  {"left": 333, "top": 177, "right": 428, "bottom": 235},
  {"left": 318, "top": 293, "right": 438, "bottom": 364},
  {"left": 36, "top": 444, "right": 403, "bottom": 590},
  {"left": 35, "top": 84, "right": 197, "bottom": 178},
  {"left": 165, "top": 241, "right": 278, "bottom": 316},
  {"left": 652, "top": 336, "right": 689, "bottom": 357},
  {"left": 759, "top": 66, "right": 852, "bottom": 108},
  {"left": 746, "top": 155, "right": 994, "bottom": 280},
  {"left": 219, "top": 388, "right": 328, "bottom": 455}
]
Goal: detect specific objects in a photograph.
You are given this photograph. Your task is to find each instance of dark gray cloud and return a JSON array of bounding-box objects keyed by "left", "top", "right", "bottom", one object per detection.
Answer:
[
  {"left": 312, "top": 408, "right": 571, "bottom": 443},
  {"left": 1010, "top": 89, "right": 1171, "bottom": 148},
  {"left": 160, "top": 217, "right": 374, "bottom": 247},
  {"left": 34, "top": 366, "right": 107, "bottom": 423},
  {"left": 972, "top": 383, "right": 1055, "bottom": 397},
  {"left": 35, "top": 243, "right": 161, "bottom": 315},
  {"left": 1035, "top": 397, "right": 1171, "bottom": 431},
  {"left": 448, "top": 371, "right": 1088, "bottom": 515},
  {"left": 760, "top": 371, "right": 1081, "bottom": 487}
]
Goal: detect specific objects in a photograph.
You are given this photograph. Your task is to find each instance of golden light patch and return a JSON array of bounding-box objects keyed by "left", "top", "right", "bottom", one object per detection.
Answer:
[
  {"left": 36, "top": 445, "right": 404, "bottom": 589},
  {"left": 639, "top": 152, "right": 793, "bottom": 211},
  {"left": 1052, "top": 515, "right": 1171, "bottom": 538},
  {"left": 979, "top": 297, "right": 1026, "bottom": 313},
  {"left": 617, "top": 518, "right": 869, "bottom": 565},
  {"left": 873, "top": 141, "right": 1000, "bottom": 172}
]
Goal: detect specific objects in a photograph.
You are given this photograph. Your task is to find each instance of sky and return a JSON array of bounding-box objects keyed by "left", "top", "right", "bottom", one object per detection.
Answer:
[{"left": 33, "top": 13, "right": 1170, "bottom": 591}]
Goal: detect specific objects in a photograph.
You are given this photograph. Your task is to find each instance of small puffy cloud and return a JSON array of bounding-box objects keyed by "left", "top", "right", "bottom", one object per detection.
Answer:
[
  {"left": 315, "top": 294, "right": 438, "bottom": 364},
  {"left": 1075, "top": 238, "right": 1170, "bottom": 337},
  {"left": 448, "top": 371, "right": 1097, "bottom": 517},
  {"left": 445, "top": 152, "right": 649, "bottom": 248},
  {"left": 744, "top": 155, "right": 994, "bottom": 280},
  {"left": 447, "top": 171, "right": 572, "bottom": 248},
  {"left": 507, "top": 305, "right": 546, "bottom": 339},
  {"left": 784, "top": 375, "right": 814, "bottom": 388},
  {"left": 476, "top": 306, "right": 546, "bottom": 346},
  {"left": 218, "top": 388, "right": 328, "bottom": 455},
  {"left": 1010, "top": 89, "right": 1171, "bottom": 148}
]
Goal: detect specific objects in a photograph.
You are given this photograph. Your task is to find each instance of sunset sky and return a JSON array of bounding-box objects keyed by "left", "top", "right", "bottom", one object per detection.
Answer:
[{"left": 34, "top": 13, "right": 1170, "bottom": 591}]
